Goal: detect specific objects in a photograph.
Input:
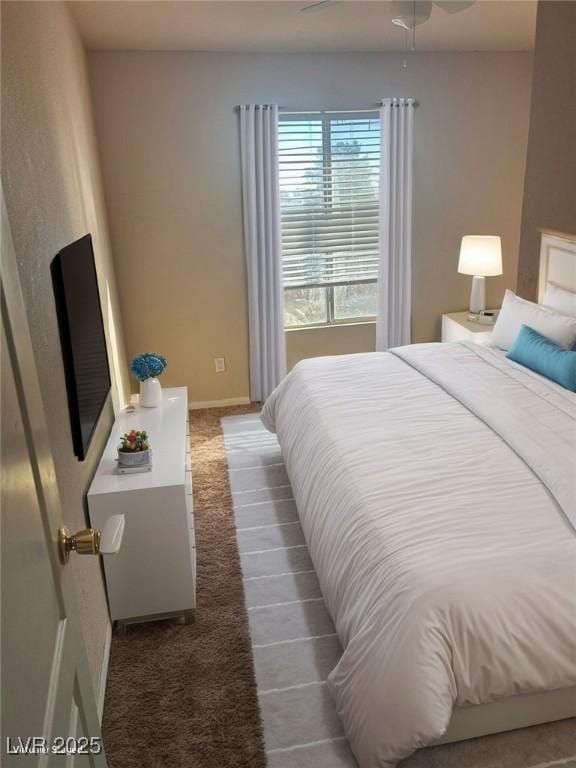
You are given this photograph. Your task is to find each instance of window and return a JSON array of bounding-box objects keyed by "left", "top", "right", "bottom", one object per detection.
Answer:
[{"left": 278, "top": 112, "right": 380, "bottom": 328}]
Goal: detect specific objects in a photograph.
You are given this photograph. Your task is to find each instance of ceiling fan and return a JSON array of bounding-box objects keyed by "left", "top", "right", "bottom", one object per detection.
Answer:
[{"left": 300, "top": 0, "right": 476, "bottom": 29}]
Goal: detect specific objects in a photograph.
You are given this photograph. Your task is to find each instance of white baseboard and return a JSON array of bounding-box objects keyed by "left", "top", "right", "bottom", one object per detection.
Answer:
[
  {"left": 189, "top": 397, "right": 252, "bottom": 410},
  {"left": 97, "top": 621, "right": 112, "bottom": 722}
]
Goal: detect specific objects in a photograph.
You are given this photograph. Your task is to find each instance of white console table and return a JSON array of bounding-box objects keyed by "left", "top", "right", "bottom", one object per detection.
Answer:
[{"left": 88, "top": 387, "right": 195, "bottom": 628}]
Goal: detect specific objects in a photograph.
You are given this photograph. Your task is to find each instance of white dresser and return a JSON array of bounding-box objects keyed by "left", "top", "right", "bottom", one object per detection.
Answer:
[{"left": 88, "top": 387, "right": 195, "bottom": 627}]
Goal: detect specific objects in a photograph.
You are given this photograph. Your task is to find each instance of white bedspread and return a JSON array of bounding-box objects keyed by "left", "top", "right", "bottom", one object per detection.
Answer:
[{"left": 261, "top": 342, "right": 576, "bottom": 768}]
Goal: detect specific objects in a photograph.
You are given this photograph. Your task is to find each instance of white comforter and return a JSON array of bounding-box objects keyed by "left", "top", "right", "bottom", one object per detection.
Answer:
[{"left": 261, "top": 342, "right": 576, "bottom": 768}]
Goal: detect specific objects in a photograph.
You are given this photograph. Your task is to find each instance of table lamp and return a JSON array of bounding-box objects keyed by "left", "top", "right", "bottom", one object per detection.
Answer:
[{"left": 458, "top": 235, "right": 503, "bottom": 314}]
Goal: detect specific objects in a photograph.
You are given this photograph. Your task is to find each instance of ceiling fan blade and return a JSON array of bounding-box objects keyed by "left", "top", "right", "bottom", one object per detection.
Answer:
[
  {"left": 300, "top": 0, "right": 338, "bottom": 13},
  {"left": 433, "top": 1, "right": 476, "bottom": 13},
  {"left": 391, "top": 0, "right": 432, "bottom": 30}
]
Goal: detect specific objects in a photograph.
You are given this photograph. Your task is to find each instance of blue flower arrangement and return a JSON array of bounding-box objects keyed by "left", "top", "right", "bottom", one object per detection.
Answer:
[{"left": 131, "top": 353, "right": 167, "bottom": 382}]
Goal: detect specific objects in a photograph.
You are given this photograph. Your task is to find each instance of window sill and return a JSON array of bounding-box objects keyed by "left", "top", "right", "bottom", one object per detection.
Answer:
[{"left": 285, "top": 320, "right": 376, "bottom": 333}]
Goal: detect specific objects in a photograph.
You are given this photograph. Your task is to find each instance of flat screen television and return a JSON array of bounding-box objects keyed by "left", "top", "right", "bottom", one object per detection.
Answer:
[{"left": 51, "top": 234, "right": 111, "bottom": 461}]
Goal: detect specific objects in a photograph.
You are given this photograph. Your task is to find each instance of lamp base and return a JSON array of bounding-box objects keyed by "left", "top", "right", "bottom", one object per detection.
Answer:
[{"left": 469, "top": 275, "right": 486, "bottom": 314}]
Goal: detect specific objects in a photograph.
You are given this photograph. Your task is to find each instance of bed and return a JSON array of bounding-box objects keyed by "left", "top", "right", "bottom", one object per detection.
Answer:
[{"left": 261, "top": 231, "right": 576, "bottom": 768}]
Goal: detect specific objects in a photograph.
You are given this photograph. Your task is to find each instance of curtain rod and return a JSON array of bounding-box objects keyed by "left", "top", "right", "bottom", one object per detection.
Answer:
[
  {"left": 234, "top": 105, "right": 378, "bottom": 113},
  {"left": 235, "top": 101, "right": 418, "bottom": 114},
  {"left": 281, "top": 107, "right": 379, "bottom": 115}
]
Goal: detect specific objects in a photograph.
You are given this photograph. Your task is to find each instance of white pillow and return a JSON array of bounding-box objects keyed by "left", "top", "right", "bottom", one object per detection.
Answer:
[
  {"left": 490, "top": 290, "right": 576, "bottom": 350},
  {"left": 541, "top": 281, "right": 576, "bottom": 318}
]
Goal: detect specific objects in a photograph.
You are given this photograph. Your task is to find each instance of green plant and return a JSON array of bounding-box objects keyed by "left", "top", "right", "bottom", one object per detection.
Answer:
[{"left": 119, "top": 430, "right": 149, "bottom": 452}]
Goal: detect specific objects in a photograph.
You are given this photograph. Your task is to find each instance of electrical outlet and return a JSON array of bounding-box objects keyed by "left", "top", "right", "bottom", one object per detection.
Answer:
[{"left": 214, "top": 357, "right": 226, "bottom": 373}]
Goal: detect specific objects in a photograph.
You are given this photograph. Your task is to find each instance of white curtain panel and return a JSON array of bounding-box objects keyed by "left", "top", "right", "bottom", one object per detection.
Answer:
[
  {"left": 240, "top": 104, "right": 287, "bottom": 402},
  {"left": 376, "top": 98, "right": 415, "bottom": 351}
]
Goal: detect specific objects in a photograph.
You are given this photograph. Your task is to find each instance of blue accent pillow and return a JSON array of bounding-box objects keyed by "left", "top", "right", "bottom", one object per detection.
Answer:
[{"left": 507, "top": 324, "right": 576, "bottom": 392}]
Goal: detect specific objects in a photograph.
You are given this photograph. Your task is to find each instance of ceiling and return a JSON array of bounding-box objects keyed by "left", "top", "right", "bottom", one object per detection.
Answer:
[{"left": 69, "top": 0, "right": 537, "bottom": 53}]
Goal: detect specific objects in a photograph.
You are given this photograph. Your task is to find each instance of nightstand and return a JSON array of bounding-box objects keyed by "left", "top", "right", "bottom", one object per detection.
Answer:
[{"left": 441, "top": 311, "right": 499, "bottom": 344}]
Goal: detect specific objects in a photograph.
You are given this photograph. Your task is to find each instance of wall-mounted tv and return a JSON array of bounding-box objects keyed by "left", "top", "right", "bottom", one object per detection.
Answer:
[{"left": 51, "top": 234, "right": 111, "bottom": 461}]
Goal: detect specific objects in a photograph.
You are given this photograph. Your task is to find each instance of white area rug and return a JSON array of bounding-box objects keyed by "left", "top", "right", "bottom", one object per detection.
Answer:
[{"left": 222, "top": 412, "right": 576, "bottom": 768}]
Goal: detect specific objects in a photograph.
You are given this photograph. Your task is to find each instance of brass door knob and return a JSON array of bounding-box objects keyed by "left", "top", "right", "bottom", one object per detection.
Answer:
[
  {"left": 58, "top": 527, "right": 100, "bottom": 563},
  {"left": 57, "top": 514, "right": 125, "bottom": 565}
]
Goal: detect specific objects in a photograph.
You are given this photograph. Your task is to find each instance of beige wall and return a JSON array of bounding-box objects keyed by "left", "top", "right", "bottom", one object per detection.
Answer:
[
  {"left": 88, "top": 50, "right": 532, "bottom": 400},
  {"left": 1, "top": 1, "right": 129, "bottom": 692},
  {"left": 517, "top": 1, "right": 576, "bottom": 299},
  {"left": 286, "top": 323, "right": 375, "bottom": 370}
]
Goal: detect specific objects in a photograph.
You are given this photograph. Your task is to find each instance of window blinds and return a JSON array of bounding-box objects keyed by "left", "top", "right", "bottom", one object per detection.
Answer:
[{"left": 278, "top": 113, "right": 380, "bottom": 289}]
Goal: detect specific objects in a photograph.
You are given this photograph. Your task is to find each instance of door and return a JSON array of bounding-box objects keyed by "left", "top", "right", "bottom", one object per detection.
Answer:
[{"left": 1, "top": 193, "right": 107, "bottom": 766}]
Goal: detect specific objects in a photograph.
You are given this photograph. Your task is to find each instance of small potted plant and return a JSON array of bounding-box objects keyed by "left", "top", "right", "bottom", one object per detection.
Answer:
[
  {"left": 131, "top": 353, "right": 167, "bottom": 407},
  {"left": 118, "top": 430, "right": 151, "bottom": 467}
]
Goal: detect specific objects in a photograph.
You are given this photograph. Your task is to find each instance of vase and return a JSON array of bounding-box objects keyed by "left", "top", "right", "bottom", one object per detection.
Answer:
[{"left": 140, "top": 377, "right": 162, "bottom": 407}]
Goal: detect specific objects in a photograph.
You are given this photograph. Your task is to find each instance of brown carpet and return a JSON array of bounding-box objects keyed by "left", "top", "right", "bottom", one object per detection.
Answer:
[{"left": 103, "top": 405, "right": 265, "bottom": 768}]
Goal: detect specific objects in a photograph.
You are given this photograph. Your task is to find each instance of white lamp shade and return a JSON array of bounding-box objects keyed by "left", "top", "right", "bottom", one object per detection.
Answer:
[{"left": 458, "top": 236, "right": 503, "bottom": 277}]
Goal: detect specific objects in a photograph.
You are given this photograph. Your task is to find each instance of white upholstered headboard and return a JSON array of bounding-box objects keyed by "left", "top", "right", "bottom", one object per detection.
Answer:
[{"left": 538, "top": 231, "right": 576, "bottom": 300}]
